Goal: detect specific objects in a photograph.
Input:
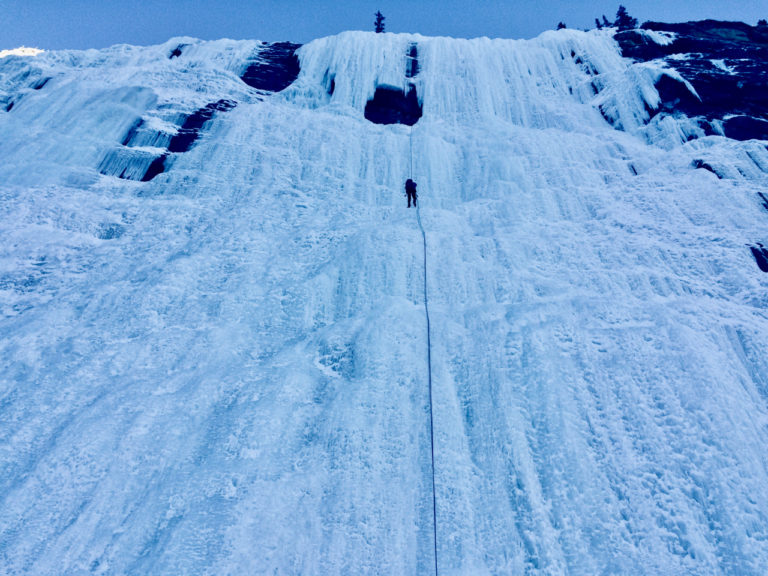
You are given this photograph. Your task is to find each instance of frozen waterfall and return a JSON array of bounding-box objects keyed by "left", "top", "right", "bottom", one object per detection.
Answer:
[{"left": 2, "top": 29, "right": 768, "bottom": 575}]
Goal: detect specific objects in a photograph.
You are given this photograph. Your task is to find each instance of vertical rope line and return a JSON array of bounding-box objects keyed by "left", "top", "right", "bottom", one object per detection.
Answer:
[
  {"left": 410, "top": 125, "right": 414, "bottom": 179},
  {"left": 412, "top": 125, "right": 439, "bottom": 576}
]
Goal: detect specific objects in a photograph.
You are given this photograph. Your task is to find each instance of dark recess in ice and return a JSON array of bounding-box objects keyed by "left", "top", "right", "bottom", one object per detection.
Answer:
[
  {"left": 692, "top": 159, "right": 722, "bottom": 178},
  {"left": 141, "top": 154, "right": 169, "bottom": 182},
  {"left": 365, "top": 85, "right": 422, "bottom": 126},
  {"left": 323, "top": 69, "right": 335, "bottom": 96},
  {"left": 366, "top": 47, "right": 423, "bottom": 126},
  {"left": 33, "top": 78, "right": 50, "bottom": 90},
  {"left": 5, "top": 101, "right": 14, "bottom": 112},
  {"left": 598, "top": 104, "right": 620, "bottom": 129},
  {"left": 750, "top": 244, "right": 768, "bottom": 272},
  {"left": 241, "top": 42, "right": 301, "bottom": 92},
  {"left": 758, "top": 192, "right": 768, "bottom": 212},
  {"left": 406, "top": 43, "right": 420, "bottom": 78}
]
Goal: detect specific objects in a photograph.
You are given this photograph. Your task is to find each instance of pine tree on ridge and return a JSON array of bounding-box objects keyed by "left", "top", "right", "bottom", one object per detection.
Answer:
[{"left": 374, "top": 11, "right": 386, "bottom": 33}]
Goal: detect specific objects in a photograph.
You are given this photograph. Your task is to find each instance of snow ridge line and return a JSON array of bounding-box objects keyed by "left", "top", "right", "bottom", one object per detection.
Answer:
[{"left": 412, "top": 126, "right": 439, "bottom": 576}]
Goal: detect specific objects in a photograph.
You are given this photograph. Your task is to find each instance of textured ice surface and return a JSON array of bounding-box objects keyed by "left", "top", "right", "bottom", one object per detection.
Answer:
[{"left": 1, "top": 30, "right": 768, "bottom": 575}]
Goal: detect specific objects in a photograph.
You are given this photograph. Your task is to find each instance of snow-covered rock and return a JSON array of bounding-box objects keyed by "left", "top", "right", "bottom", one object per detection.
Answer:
[{"left": 616, "top": 20, "right": 768, "bottom": 141}]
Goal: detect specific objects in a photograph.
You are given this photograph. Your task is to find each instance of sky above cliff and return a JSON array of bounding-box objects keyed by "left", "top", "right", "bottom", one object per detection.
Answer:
[{"left": 1, "top": 0, "right": 766, "bottom": 50}]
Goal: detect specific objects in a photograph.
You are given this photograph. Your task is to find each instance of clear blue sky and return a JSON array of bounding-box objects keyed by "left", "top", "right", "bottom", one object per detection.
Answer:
[{"left": 1, "top": 1, "right": 766, "bottom": 50}]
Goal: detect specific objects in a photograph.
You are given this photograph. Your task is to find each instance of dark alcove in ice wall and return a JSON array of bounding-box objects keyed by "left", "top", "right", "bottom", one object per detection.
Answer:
[
  {"left": 364, "top": 43, "right": 423, "bottom": 126},
  {"left": 364, "top": 85, "right": 422, "bottom": 126}
]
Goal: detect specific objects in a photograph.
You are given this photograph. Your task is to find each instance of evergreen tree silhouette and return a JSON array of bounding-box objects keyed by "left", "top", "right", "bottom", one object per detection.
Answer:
[
  {"left": 374, "top": 11, "right": 386, "bottom": 33},
  {"left": 614, "top": 5, "right": 638, "bottom": 31}
]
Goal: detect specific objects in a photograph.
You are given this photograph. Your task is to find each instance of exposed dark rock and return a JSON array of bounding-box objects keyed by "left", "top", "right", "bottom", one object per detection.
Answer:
[
  {"left": 33, "top": 78, "right": 50, "bottom": 90},
  {"left": 615, "top": 20, "right": 768, "bottom": 142},
  {"left": 241, "top": 42, "right": 301, "bottom": 92},
  {"left": 722, "top": 116, "right": 768, "bottom": 141},
  {"left": 618, "top": 20, "right": 768, "bottom": 62},
  {"left": 613, "top": 29, "right": 666, "bottom": 61},
  {"left": 167, "top": 99, "right": 237, "bottom": 153},
  {"left": 758, "top": 192, "right": 768, "bottom": 211},
  {"left": 5, "top": 101, "right": 14, "bottom": 112},
  {"left": 169, "top": 44, "right": 187, "bottom": 59},
  {"left": 651, "top": 74, "right": 701, "bottom": 116},
  {"left": 104, "top": 99, "right": 236, "bottom": 182},
  {"left": 364, "top": 85, "right": 422, "bottom": 126},
  {"left": 644, "top": 20, "right": 768, "bottom": 50}
]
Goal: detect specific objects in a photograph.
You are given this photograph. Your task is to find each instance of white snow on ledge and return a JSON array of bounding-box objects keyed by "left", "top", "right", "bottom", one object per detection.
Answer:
[
  {"left": 637, "top": 29, "right": 676, "bottom": 45},
  {"left": 711, "top": 58, "right": 736, "bottom": 74},
  {"left": 0, "top": 46, "right": 44, "bottom": 58}
]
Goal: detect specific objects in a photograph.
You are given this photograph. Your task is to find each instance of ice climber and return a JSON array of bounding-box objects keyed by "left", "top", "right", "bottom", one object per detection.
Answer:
[{"left": 405, "top": 178, "right": 418, "bottom": 208}]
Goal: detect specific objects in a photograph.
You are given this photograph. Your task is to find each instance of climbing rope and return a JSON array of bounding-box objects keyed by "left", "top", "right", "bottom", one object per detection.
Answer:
[
  {"left": 411, "top": 125, "right": 439, "bottom": 576},
  {"left": 410, "top": 124, "right": 414, "bottom": 183}
]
